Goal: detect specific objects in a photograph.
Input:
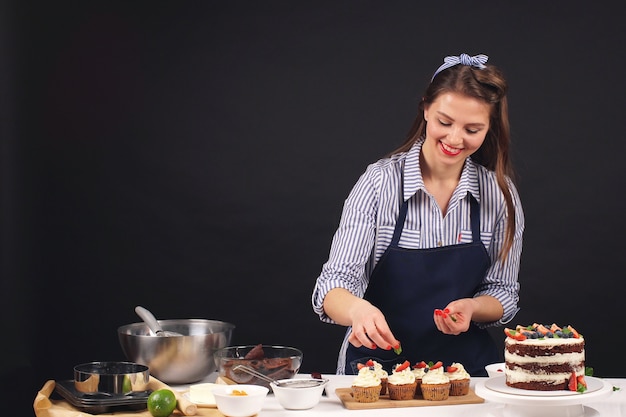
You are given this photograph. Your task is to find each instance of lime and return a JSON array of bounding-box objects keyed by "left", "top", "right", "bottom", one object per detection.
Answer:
[{"left": 147, "top": 389, "right": 177, "bottom": 417}]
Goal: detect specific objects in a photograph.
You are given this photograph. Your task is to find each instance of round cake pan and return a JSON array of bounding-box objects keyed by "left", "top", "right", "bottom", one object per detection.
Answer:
[{"left": 73, "top": 361, "right": 150, "bottom": 394}]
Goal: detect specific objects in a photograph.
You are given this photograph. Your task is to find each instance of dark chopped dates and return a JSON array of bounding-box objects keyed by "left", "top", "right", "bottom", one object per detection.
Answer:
[{"left": 222, "top": 344, "right": 296, "bottom": 386}]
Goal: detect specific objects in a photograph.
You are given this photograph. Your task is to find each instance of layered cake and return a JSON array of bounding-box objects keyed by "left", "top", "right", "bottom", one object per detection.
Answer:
[{"left": 504, "top": 323, "right": 586, "bottom": 391}]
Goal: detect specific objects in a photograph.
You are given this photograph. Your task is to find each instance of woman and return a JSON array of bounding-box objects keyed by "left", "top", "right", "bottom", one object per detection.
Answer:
[{"left": 312, "top": 54, "right": 524, "bottom": 376}]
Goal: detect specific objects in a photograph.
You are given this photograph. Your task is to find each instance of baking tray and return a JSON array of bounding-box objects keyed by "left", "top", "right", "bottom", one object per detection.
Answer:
[{"left": 55, "top": 380, "right": 150, "bottom": 414}]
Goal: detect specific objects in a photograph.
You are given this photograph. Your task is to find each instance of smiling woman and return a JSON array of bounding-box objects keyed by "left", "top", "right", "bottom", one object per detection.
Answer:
[{"left": 312, "top": 54, "right": 524, "bottom": 377}]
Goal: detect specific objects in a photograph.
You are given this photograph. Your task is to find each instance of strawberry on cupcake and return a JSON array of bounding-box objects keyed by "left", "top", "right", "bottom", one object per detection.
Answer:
[
  {"left": 445, "top": 362, "right": 471, "bottom": 395},
  {"left": 387, "top": 360, "right": 417, "bottom": 400},
  {"left": 420, "top": 361, "right": 451, "bottom": 401}
]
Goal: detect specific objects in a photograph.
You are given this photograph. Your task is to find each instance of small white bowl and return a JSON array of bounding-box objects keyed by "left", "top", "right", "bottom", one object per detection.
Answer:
[
  {"left": 270, "top": 378, "right": 329, "bottom": 410},
  {"left": 211, "top": 384, "right": 268, "bottom": 417},
  {"left": 485, "top": 362, "right": 505, "bottom": 378}
]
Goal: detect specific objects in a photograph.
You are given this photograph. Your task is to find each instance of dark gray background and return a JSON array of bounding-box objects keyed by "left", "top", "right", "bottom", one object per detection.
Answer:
[{"left": 2, "top": 2, "right": 625, "bottom": 413}]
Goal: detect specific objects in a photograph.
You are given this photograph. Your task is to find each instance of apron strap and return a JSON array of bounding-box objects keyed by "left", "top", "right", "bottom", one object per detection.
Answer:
[
  {"left": 390, "top": 198, "right": 409, "bottom": 247},
  {"left": 469, "top": 192, "right": 481, "bottom": 243}
]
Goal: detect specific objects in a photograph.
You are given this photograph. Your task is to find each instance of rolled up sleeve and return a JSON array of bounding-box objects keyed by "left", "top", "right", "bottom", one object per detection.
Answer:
[{"left": 312, "top": 168, "right": 380, "bottom": 323}]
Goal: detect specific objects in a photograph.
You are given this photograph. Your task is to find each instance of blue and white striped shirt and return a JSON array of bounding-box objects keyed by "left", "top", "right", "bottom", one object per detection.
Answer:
[{"left": 312, "top": 139, "right": 524, "bottom": 371}]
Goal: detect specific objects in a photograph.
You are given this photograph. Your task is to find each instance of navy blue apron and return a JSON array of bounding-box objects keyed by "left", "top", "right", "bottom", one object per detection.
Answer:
[{"left": 344, "top": 188, "right": 499, "bottom": 376}]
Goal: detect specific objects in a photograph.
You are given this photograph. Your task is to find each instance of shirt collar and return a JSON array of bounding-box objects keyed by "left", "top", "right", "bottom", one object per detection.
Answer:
[{"left": 402, "top": 138, "right": 481, "bottom": 203}]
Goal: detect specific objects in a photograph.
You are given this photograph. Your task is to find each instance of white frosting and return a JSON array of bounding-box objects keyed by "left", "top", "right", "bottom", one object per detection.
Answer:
[
  {"left": 505, "top": 336, "right": 584, "bottom": 346},
  {"left": 388, "top": 368, "right": 415, "bottom": 385},
  {"left": 352, "top": 367, "right": 381, "bottom": 388},
  {"left": 412, "top": 367, "right": 426, "bottom": 379},
  {"left": 445, "top": 362, "right": 470, "bottom": 381},
  {"left": 504, "top": 350, "right": 585, "bottom": 364},
  {"left": 422, "top": 367, "right": 449, "bottom": 384},
  {"left": 505, "top": 366, "right": 585, "bottom": 384},
  {"left": 371, "top": 361, "right": 388, "bottom": 379}
]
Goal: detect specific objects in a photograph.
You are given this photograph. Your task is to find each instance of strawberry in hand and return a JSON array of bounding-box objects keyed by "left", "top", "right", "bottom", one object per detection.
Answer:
[{"left": 435, "top": 308, "right": 458, "bottom": 322}]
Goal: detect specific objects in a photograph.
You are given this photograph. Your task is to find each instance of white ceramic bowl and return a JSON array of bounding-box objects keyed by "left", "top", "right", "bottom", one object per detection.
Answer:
[
  {"left": 211, "top": 384, "right": 268, "bottom": 417},
  {"left": 270, "top": 378, "right": 329, "bottom": 410},
  {"left": 485, "top": 362, "right": 505, "bottom": 378}
]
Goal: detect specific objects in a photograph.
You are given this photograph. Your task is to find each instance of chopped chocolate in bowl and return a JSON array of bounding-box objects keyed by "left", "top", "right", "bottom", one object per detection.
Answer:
[
  {"left": 225, "top": 358, "right": 295, "bottom": 384},
  {"left": 215, "top": 345, "right": 303, "bottom": 389}
]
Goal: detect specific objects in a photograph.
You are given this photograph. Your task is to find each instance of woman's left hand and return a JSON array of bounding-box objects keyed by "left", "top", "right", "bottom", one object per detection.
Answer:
[{"left": 433, "top": 298, "right": 477, "bottom": 335}]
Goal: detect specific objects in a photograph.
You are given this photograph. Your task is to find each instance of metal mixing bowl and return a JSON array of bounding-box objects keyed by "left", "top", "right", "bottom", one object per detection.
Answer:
[{"left": 118, "top": 319, "right": 235, "bottom": 384}]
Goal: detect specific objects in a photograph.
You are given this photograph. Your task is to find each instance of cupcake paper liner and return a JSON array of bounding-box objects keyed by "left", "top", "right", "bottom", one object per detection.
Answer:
[
  {"left": 421, "top": 382, "right": 451, "bottom": 401},
  {"left": 388, "top": 381, "right": 417, "bottom": 400},
  {"left": 449, "top": 378, "right": 470, "bottom": 396},
  {"left": 351, "top": 385, "right": 381, "bottom": 403}
]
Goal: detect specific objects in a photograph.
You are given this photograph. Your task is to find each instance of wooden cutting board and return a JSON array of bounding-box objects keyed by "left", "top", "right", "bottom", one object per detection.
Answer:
[{"left": 335, "top": 387, "right": 484, "bottom": 409}]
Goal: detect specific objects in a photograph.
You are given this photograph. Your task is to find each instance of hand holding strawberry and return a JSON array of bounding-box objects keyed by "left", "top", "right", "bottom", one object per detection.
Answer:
[
  {"left": 434, "top": 308, "right": 457, "bottom": 322},
  {"left": 432, "top": 299, "right": 477, "bottom": 335}
]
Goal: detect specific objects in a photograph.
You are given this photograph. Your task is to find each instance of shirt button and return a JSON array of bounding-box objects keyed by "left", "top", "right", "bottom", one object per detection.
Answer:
[{"left": 437, "top": 241, "right": 442, "bottom": 247}]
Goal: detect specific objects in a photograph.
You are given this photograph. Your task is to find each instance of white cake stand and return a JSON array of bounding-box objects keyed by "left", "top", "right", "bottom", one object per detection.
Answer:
[{"left": 475, "top": 376, "right": 613, "bottom": 417}]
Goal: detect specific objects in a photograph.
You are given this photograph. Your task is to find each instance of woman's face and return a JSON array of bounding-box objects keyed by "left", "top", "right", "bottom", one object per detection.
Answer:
[{"left": 423, "top": 92, "right": 491, "bottom": 168}]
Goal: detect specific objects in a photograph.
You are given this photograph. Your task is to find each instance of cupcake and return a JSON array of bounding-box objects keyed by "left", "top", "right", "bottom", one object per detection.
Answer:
[
  {"left": 411, "top": 361, "right": 428, "bottom": 396},
  {"left": 420, "top": 362, "right": 450, "bottom": 401},
  {"left": 387, "top": 361, "right": 417, "bottom": 400},
  {"left": 351, "top": 366, "right": 381, "bottom": 403},
  {"left": 370, "top": 360, "right": 389, "bottom": 395},
  {"left": 445, "top": 362, "right": 471, "bottom": 396}
]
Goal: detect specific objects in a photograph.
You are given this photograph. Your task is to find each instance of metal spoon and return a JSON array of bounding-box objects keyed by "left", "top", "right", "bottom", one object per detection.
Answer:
[
  {"left": 134, "top": 306, "right": 183, "bottom": 337},
  {"left": 232, "top": 365, "right": 327, "bottom": 388}
]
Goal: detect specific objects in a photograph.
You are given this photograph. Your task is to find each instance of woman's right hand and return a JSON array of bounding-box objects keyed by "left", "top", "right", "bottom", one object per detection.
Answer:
[
  {"left": 323, "top": 288, "right": 400, "bottom": 350},
  {"left": 347, "top": 298, "right": 400, "bottom": 351}
]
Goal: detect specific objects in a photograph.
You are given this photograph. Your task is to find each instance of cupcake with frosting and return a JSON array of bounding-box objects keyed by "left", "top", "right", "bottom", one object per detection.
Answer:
[
  {"left": 351, "top": 366, "right": 381, "bottom": 403},
  {"left": 387, "top": 361, "right": 417, "bottom": 400},
  {"left": 420, "top": 362, "right": 450, "bottom": 401},
  {"left": 445, "top": 362, "right": 471, "bottom": 396},
  {"left": 370, "top": 360, "right": 389, "bottom": 395},
  {"left": 411, "top": 361, "right": 428, "bottom": 396}
]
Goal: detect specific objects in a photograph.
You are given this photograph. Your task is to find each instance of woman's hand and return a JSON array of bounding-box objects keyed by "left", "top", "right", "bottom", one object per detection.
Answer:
[
  {"left": 347, "top": 298, "right": 400, "bottom": 350},
  {"left": 434, "top": 295, "right": 504, "bottom": 335},
  {"left": 433, "top": 298, "right": 476, "bottom": 335},
  {"left": 322, "top": 288, "right": 400, "bottom": 350}
]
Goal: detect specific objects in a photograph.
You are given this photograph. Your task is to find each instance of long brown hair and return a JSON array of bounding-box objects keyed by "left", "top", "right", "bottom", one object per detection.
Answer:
[{"left": 391, "top": 63, "right": 516, "bottom": 261}]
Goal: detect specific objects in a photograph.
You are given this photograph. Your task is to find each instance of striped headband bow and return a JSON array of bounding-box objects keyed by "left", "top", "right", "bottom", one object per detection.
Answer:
[{"left": 431, "top": 53, "right": 489, "bottom": 81}]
